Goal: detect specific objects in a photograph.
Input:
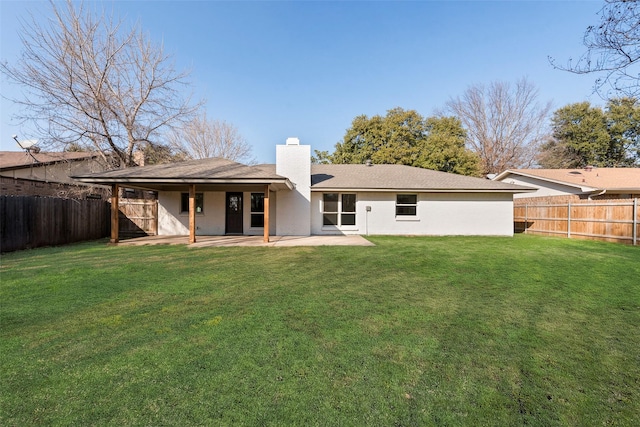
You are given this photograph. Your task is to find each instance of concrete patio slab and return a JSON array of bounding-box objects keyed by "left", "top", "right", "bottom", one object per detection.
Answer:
[{"left": 115, "top": 235, "right": 374, "bottom": 247}]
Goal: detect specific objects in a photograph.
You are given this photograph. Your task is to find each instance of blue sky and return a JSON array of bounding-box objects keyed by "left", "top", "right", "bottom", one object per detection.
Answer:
[{"left": 1, "top": 1, "right": 603, "bottom": 163}]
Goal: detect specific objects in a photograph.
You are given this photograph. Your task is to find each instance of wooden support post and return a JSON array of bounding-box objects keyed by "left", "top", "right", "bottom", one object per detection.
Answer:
[
  {"left": 110, "top": 184, "right": 119, "bottom": 244},
  {"left": 189, "top": 184, "right": 196, "bottom": 244},
  {"left": 154, "top": 199, "right": 159, "bottom": 236},
  {"left": 263, "top": 185, "right": 270, "bottom": 243}
]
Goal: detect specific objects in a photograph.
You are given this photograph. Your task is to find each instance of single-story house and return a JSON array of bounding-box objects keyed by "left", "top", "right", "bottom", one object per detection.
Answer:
[
  {"left": 493, "top": 167, "right": 640, "bottom": 200},
  {"left": 1, "top": 151, "right": 111, "bottom": 198},
  {"left": 0, "top": 151, "right": 105, "bottom": 184},
  {"left": 74, "top": 138, "right": 534, "bottom": 243}
]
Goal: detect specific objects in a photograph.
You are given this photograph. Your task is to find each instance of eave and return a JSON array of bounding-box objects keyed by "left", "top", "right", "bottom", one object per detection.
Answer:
[
  {"left": 310, "top": 187, "right": 536, "bottom": 194},
  {"left": 73, "top": 177, "right": 295, "bottom": 192},
  {"left": 494, "top": 170, "right": 597, "bottom": 193}
]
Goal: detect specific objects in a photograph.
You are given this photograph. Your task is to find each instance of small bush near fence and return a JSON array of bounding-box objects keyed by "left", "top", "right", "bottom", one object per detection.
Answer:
[
  {"left": 515, "top": 198, "right": 639, "bottom": 245},
  {"left": 0, "top": 195, "right": 110, "bottom": 253}
]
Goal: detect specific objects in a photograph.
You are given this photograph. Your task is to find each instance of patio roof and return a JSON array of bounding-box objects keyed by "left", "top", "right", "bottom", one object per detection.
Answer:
[{"left": 73, "top": 157, "right": 294, "bottom": 191}]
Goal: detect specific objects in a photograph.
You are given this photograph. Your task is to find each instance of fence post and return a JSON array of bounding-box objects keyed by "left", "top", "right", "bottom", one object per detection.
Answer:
[
  {"left": 524, "top": 204, "right": 528, "bottom": 234},
  {"left": 567, "top": 202, "right": 571, "bottom": 239},
  {"left": 634, "top": 198, "right": 638, "bottom": 246}
]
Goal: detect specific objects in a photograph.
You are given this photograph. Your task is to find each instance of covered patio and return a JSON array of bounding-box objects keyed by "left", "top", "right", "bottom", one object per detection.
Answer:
[
  {"left": 74, "top": 158, "right": 294, "bottom": 244},
  {"left": 114, "top": 234, "right": 374, "bottom": 247}
]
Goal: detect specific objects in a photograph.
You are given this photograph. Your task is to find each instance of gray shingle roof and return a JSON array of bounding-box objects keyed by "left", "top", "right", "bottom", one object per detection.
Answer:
[
  {"left": 0, "top": 151, "right": 98, "bottom": 170},
  {"left": 74, "top": 158, "right": 532, "bottom": 193},
  {"left": 73, "top": 158, "right": 294, "bottom": 191},
  {"left": 78, "top": 157, "right": 284, "bottom": 180},
  {"left": 311, "top": 164, "right": 533, "bottom": 192}
]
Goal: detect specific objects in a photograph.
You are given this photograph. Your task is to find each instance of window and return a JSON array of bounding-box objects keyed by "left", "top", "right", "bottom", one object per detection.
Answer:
[
  {"left": 323, "top": 193, "right": 356, "bottom": 226},
  {"left": 341, "top": 193, "right": 356, "bottom": 225},
  {"left": 181, "top": 192, "right": 204, "bottom": 214},
  {"left": 250, "top": 193, "right": 265, "bottom": 227},
  {"left": 396, "top": 194, "right": 417, "bottom": 216}
]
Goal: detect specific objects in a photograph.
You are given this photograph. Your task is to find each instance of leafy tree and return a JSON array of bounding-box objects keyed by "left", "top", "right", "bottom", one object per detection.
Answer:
[
  {"left": 321, "top": 108, "right": 481, "bottom": 176},
  {"left": 414, "top": 117, "right": 481, "bottom": 176},
  {"left": 607, "top": 97, "right": 640, "bottom": 163},
  {"left": 550, "top": 0, "right": 640, "bottom": 98},
  {"left": 0, "top": 0, "right": 200, "bottom": 168},
  {"left": 311, "top": 150, "right": 331, "bottom": 164},
  {"left": 445, "top": 78, "right": 552, "bottom": 175},
  {"left": 539, "top": 98, "right": 640, "bottom": 167}
]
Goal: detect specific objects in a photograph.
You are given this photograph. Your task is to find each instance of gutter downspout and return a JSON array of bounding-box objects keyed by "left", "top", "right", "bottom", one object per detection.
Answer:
[{"left": 588, "top": 189, "right": 607, "bottom": 200}]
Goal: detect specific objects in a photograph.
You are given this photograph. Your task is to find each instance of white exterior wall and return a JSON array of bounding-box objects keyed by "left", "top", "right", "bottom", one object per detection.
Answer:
[
  {"left": 499, "top": 175, "right": 583, "bottom": 199},
  {"left": 311, "top": 192, "right": 515, "bottom": 236},
  {"left": 158, "top": 190, "right": 276, "bottom": 236},
  {"left": 275, "top": 141, "right": 311, "bottom": 236}
]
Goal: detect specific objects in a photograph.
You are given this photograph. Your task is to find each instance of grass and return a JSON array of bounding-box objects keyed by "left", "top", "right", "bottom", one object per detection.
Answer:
[{"left": 1, "top": 235, "right": 639, "bottom": 426}]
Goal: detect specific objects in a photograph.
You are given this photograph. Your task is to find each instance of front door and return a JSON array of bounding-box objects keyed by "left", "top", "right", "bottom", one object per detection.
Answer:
[{"left": 226, "top": 192, "right": 243, "bottom": 234}]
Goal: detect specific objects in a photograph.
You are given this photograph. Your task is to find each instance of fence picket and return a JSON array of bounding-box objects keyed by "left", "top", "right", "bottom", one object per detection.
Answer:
[
  {"left": 515, "top": 199, "right": 638, "bottom": 245},
  {"left": 0, "top": 195, "right": 110, "bottom": 252},
  {"left": 118, "top": 199, "right": 158, "bottom": 237}
]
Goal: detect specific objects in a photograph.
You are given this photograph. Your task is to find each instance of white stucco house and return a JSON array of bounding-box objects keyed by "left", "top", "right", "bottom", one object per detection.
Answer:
[{"left": 75, "top": 139, "right": 534, "bottom": 243}]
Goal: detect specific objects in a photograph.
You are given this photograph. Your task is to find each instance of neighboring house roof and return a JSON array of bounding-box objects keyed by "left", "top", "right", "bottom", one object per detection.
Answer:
[
  {"left": 310, "top": 164, "right": 532, "bottom": 192},
  {"left": 0, "top": 151, "right": 99, "bottom": 170},
  {"left": 74, "top": 157, "right": 294, "bottom": 191},
  {"left": 493, "top": 168, "right": 640, "bottom": 193}
]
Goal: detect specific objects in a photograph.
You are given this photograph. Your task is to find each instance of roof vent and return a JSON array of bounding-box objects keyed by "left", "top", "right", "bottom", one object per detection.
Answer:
[{"left": 286, "top": 137, "right": 300, "bottom": 146}]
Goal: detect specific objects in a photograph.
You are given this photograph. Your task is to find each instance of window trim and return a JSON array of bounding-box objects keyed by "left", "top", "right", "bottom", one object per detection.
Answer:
[{"left": 322, "top": 193, "right": 357, "bottom": 228}]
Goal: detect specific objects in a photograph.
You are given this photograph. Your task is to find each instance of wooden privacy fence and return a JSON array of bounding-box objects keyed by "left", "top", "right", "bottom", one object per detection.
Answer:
[
  {"left": 118, "top": 198, "right": 158, "bottom": 238},
  {"left": 514, "top": 199, "right": 639, "bottom": 245},
  {"left": 1, "top": 195, "right": 110, "bottom": 252}
]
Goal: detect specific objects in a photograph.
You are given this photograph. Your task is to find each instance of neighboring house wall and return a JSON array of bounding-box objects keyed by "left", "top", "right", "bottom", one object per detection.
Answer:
[
  {"left": 310, "top": 192, "right": 515, "bottom": 236},
  {"left": 158, "top": 190, "right": 277, "bottom": 236},
  {"left": 592, "top": 192, "right": 640, "bottom": 200},
  {"left": 1, "top": 154, "right": 111, "bottom": 199},
  {"left": 1, "top": 176, "right": 109, "bottom": 199},
  {"left": 275, "top": 140, "right": 311, "bottom": 236},
  {"left": 0, "top": 157, "right": 105, "bottom": 185},
  {"left": 500, "top": 175, "right": 583, "bottom": 199}
]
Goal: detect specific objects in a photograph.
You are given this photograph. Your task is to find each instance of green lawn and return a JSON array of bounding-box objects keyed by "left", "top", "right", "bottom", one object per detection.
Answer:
[{"left": 1, "top": 235, "right": 639, "bottom": 426}]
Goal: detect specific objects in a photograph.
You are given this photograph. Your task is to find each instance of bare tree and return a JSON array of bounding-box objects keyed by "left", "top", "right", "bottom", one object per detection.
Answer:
[
  {"left": 445, "top": 78, "right": 552, "bottom": 175},
  {"left": 170, "top": 113, "right": 255, "bottom": 163},
  {"left": 0, "top": 0, "right": 200, "bottom": 168},
  {"left": 550, "top": 0, "right": 640, "bottom": 98}
]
